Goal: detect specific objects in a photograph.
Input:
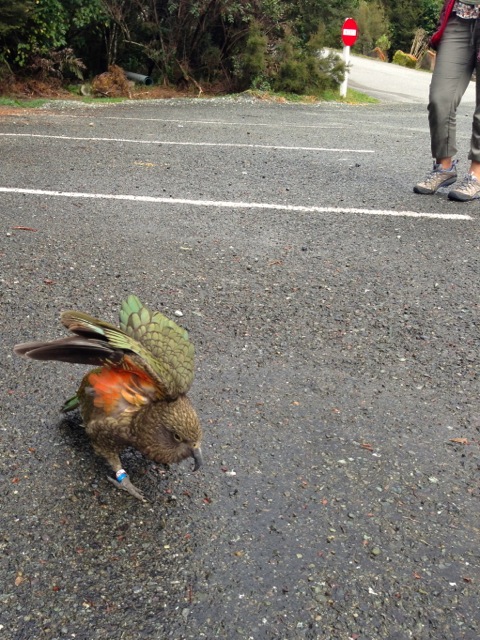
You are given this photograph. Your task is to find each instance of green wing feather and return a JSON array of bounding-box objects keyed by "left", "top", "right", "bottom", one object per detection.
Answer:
[{"left": 119, "top": 295, "right": 195, "bottom": 396}]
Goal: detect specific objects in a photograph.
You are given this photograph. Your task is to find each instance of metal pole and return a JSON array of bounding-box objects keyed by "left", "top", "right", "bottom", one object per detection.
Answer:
[{"left": 340, "top": 45, "right": 350, "bottom": 98}]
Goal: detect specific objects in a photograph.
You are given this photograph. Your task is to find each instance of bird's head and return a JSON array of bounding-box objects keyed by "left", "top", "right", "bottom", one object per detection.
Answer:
[{"left": 142, "top": 395, "right": 203, "bottom": 471}]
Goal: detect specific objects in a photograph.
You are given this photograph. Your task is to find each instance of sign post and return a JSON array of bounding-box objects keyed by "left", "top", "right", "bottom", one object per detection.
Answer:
[{"left": 340, "top": 18, "right": 358, "bottom": 98}]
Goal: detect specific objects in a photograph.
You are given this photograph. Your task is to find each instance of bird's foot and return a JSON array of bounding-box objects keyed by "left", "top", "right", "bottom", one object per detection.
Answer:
[{"left": 107, "top": 469, "right": 147, "bottom": 502}]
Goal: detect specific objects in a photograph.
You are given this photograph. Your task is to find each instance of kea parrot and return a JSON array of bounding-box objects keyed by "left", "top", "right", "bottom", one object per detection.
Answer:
[{"left": 14, "top": 295, "right": 203, "bottom": 501}]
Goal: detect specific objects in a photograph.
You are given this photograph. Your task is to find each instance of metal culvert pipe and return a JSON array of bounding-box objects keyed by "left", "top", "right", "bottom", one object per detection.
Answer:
[{"left": 125, "top": 71, "right": 153, "bottom": 85}]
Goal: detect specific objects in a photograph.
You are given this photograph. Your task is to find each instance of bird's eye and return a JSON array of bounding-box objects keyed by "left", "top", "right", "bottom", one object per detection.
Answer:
[{"left": 173, "top": 433, "right": 182, "bottom": 443}]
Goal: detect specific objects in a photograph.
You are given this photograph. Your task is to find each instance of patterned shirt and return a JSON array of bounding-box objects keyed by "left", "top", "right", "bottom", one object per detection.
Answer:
[{"left": 454, "top": 1, "right": 480, "bottom": 18}]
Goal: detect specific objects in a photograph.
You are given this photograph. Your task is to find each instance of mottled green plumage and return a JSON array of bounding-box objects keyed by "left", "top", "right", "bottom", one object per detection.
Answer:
[{"left": 119, "top": 295, "right": 195, "bottom": 396}]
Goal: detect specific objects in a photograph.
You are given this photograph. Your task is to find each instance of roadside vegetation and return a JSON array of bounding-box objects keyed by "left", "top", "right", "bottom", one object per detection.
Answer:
[{"left": 0, "top": 0, "right": 442, "bottom": 102}]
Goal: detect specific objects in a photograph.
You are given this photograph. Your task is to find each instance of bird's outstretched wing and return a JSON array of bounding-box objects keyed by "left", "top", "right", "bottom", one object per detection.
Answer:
[
  {"left": 60, "top": 295, "right": 194, "bottom": 398},
  {"left": 16, "top": 296, "right": 195, "bottom": 401}
]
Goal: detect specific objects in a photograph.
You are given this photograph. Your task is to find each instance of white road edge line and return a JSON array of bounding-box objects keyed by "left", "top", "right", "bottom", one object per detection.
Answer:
[
  {"left": 0, "top": 187, "right": 472, "bottom": 220},
  {"left": 0, "top": 132, "right": 374, "bottom": 153}
]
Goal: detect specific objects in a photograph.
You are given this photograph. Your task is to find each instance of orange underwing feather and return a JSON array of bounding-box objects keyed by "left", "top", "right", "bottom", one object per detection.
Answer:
[{"left": 87, "top": 366, "right": 157, "bottom": 416}]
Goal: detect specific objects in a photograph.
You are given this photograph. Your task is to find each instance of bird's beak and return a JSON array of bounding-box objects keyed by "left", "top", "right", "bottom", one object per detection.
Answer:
[{"left": 192, "top": 447, "right": 203, "bottom": 472}]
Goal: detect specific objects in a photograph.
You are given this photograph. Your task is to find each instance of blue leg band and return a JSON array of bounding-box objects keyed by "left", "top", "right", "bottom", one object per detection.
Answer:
[{"left": 116, "top": 469, "right": 128, "bottom": 483}]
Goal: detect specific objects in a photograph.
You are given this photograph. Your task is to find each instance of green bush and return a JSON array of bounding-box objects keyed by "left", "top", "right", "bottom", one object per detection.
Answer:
[
  {"left": 271, "top": 27, "right": 344, "bottom": 96},
  {"left": 392, "top": 50, "right": 417, "bottom": 68},
  {"left": 273, "top": 52, "right": 344, "bottom": 95},
  {"left": 234, "top": 21, "right": 268, "bottom": 89},
  {"left": 274, "top": 57, "right": 310, "bottom": 94}
]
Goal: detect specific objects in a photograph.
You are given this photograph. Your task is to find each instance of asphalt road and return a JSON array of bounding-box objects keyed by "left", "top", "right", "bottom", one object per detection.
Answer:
[
  {"left": 1, "top": 96, "right": 479, "bottom": 640},
  {"left": 347, "top": 53, "right": 477, "bottom": 104}
]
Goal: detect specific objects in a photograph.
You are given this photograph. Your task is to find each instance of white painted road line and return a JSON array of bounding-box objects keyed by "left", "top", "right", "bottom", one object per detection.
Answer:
[
  {"left": 0, "top": 132, "right": 374, "bottom": 154},
  {"left": 0, "top": 187, "right": 472, "bottom": 220},
  {"left": 45, "top": 113, "right": 354, "bottom": 130}
]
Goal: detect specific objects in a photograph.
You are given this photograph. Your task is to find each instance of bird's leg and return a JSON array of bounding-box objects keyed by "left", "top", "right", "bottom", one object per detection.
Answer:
[{"left": 104, "top": 452, "right": 147, "bottom": 502}]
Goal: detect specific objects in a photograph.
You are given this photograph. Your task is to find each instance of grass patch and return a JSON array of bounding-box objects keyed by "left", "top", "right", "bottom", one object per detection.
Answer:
[
  {"left": 323, "top": 87, "right": 378, "bottom": 104},
  {"left": 0, "top": 94, "right": 127, "bottom": 107},
  {"left": 0, "top": 96, "right": 50, "bottom": 108},
  {"left": 244, "top": 87, "right": 378, "bottom": 104}
]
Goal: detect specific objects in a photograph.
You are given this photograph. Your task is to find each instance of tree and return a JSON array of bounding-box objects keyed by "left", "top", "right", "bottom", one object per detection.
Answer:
[
  {"left": 355, "top": 0, "right": 390, "bottom": 56},
  {"left": 0, "top": 0, "right": 32, "bottom": 69},
  {"left": 0, "top": 0, "right": 105, "bottom": 71},
  {"left": 0, "top": 0, "right": 31, "bottom": 38},
  {"left": 420, "top": 0, "right": 444, "bottom": 33},
  {"left": 285, "top": 0, "right": 360, "bottom": 46},
  {"left": 382, "top": 0, "right": 442, "bottom": 54}
]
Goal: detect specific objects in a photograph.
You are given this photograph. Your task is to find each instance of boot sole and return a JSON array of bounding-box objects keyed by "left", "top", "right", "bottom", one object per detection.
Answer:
[{"left": 448, "top": 190, "right": 480, "bottom": 202}]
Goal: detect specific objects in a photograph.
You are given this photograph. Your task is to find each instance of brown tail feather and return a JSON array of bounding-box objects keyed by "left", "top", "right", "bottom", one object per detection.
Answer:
[{"left": 14, "top": 336, "right": 121, "bottom": 366}]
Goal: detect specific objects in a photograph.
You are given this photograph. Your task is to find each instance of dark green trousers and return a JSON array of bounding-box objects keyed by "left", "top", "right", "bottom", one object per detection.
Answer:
[{"left": 429, "top": 14, "right": 480, "bottom": 161}]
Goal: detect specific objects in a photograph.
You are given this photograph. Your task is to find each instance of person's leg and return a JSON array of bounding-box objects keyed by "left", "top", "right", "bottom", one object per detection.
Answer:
[
  {"left": 468, "top": 18, "right": 480, "bottom": 173},
  {"left": 429, "top": 15, "right": 477, "bottom": 162},
  {"left": 415, "top": 15, "right": 476, "bottom": 195},
  {"left": 448, "top": 18, "right": 480, "bottom": 201}
]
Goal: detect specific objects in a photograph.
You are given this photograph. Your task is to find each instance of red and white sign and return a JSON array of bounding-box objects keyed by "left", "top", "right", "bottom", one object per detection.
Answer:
[{"left": 341, "top": 18, "right": 358, "bottom": 47}]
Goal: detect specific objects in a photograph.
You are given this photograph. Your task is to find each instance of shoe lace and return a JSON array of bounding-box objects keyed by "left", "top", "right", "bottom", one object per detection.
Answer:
[
  {"left": 458, "top": 173, "right": 478, "bottom": 192},
  {"left": 422, "top": 165, "right": 446, "bottom": 186}
]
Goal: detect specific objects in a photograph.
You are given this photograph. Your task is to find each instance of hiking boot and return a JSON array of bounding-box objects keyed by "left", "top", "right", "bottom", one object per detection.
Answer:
[
  {"left": 448, "top": 172, "right": 480, "bottom": 201},
  {"left": 413, "top": 161, "right": 458, "bottom": 194}
]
